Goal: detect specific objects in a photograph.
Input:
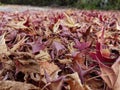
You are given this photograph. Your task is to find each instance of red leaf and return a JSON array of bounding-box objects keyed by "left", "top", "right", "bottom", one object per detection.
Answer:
[{"left": 74, "top": 39, "right": 91, "bottom": 51}]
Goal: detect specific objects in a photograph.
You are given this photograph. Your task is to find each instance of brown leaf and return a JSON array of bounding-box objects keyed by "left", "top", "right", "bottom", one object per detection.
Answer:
[
  {"left": 99, "top": 57, "right": 120, "bottom": 89},
  {"left": 73, "top": 53, "right": 85, "bottom": 67},
  {"left": 10, "top": 37, "right": 27, "bottom": 52},
  {"left": 50, "top": 77, "right": 64, "bottom": 90},
  {"left": 66, "top": 72, "right": 91, "bottom": 90},
  {"left": 15, "top": 58, "right": 40, "bottom": 82},
  {"left": 99, "top": 61, "right": 116, "bottom": 88},
  {"left": 16, "top": 59, "right": 40, "bottom": 73},
  {"left": 0, "top": 80, "right": 39, "bottom": 90},
  {"left": 39, "top": 61, "right": 59, "bottom": 76},
  {"left": 112, "top": 57, "right": 120, "bottom": 90}
]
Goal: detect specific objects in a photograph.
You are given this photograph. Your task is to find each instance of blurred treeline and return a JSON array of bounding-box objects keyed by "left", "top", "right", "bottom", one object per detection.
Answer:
[{"left": 0, "top": 0, "right": 120, "bottom": 10}]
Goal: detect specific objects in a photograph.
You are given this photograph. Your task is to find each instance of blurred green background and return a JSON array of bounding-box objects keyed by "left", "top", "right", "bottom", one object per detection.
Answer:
[{"left": 0, "top": 0, "right": 120, "bottom": 10}]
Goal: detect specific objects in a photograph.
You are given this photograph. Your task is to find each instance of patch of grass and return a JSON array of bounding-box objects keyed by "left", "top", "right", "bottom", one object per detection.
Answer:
[{"left": 0, "top": 0, "right": 120, "bottom": 10}]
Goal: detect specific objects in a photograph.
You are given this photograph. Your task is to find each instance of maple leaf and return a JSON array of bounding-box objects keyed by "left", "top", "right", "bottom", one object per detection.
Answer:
[
  {"left": 62, "top": 12, "right": 80, "bottom": 28},
  {"left": 8, "top": 20, "right": 27, "bottom": 29},
  {"left": 90, "top": 42, "right": 117, "bottom": 64},
  {"left": 74, "top": 39, "right": 91, "bottom": 51},
  {"left": 0, "top": 8, "right": 120, "bottom": 90},
  {"left": 53, "top": 20, "right": 61, "bottom": 34},
  {"left": 71, "top": 61, "right": 95, "bottom": 84},
  {"left": 7, "top": 19, "right": 37, "bottom": 35},
  {"left": 67, "top": 41, "right": 78, "bottom": 54},
  {"left": 10, "top": 36, "right": 28, "bottom": 52},
  {"left": 43, "top": 70, "right": 64, "bottom": 90},
  {"left": 35, "top": 48, "right": 51, "bottom": 61},
  {"left": 66, "top": 72, "right": 92, "bottom": 90},
  {"left": 111, "top": 57, "right": 120, "bottom": 90},
  {"left": 51, "top": 40, "right": 65, "bottom": 57},
  {"left": 98, "top": 57, "right": 120, "bottom": 90},
  {"left": 26, "top": 37, "right": 45, "bottom": 54},
  {"left": 39, "top": 61, "right": 59, "bottom": 76},
  {"left": 15, "top": 58, "right": 40, "bottom": 81}
]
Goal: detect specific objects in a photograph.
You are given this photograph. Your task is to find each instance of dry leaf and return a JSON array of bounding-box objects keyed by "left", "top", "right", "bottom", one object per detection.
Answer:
[
  {"left": 35, "top": 49, "right": 51, "bottom": 61},
  {"left": 10, "top": 37, "right": 27, "bottom": 52},
  {"left": 49, "top": 77, "right": 64, "bottom": 90},
  {"left": 15, "top": 59, "right": 40, "bottom": 82},
  {"left": 66, "top": 72, "right": 91, "bottom": 90},
  {"left": 16, "top": 59, "right": 40, "bottom": 73},
  {"left": 39, "top": 61, "right": 59, "bottom": 75},
  {"left": 62, "top": 13, "right": 80, "bottom": 28},
  {"left": 99, "top": 61, "right": 116, "bottom": 88},
  {"left": 8, "top": 20, "right": 27, "bottom": 29},
  {"left": 99, "top": 57, "right": 120, "bottom": 90},
  {"left": 112, "top": 57, "right": 120, "bottom": 90},
  {"left": 53, "top": 20, "right": 61, "bottom": 33},
  {"left": 0, "top": 80, "right": 39, "bottom": 90},
  {"left": 0, "top": 34, "right": 8, "bottom": 54}
]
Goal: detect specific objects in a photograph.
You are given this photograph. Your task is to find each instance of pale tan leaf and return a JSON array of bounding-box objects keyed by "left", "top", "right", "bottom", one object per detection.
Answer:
[
  {"left": 99, "top": 62, "right": 116, "bottom": 88},
  {"left": 112, "top": 57, "right": 120, "bottom": 90},
  {"left": 0, "top": 80, "right": 39, "bottom": 90},
  {"left": 92, "top": 17, "right": 101, "bottom": 26},
  {"left": 39, "top": 61, "right": 59, "bottom": 75},
  {"left": 53, "top": 20, "right": 60, "bottom": 33},
  {"left": 112, "top": 57, "right": 120, "bottom": 75},
  {"left": 0, "top": 34, "right": 8, "bottom": 54},
  {"left": 68, "top": 42, "right": 77, "bottom": 54},
  {"left": 58, "top": 58, "right": 72, "bottom": 64},
  {"left": 35, "top": 49, "right": 51, "bottom": 61},
  {"left": 64, "top": 12, "right": 75, "bottom": 25},
  {"left": 113, "top": 71, "right": 120, "bottom": 90},
  {"left": 115, "top": 22, "right": 120, "bottom": 30},
  {"left": 8, "top": 20, "right": 27, "bottom": 29},
  {"left": 63, "top": 13, "right": 80, "bottom": 28},
  {"left": 10, "top": 37, "right": 28, "bottom": 52}
]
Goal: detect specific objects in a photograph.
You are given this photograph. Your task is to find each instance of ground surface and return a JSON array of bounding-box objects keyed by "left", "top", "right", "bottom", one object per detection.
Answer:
[
  {"left": 0, "top": 5, "right": 120, "bottom": 90},
  {"left": 0, "top": 5, "right": 49, "bottom": 12}
]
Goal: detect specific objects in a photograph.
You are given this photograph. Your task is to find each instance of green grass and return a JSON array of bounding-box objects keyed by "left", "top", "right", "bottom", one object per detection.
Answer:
[{"left": 0, "top": 0, "right": 120, "bottom": 10}]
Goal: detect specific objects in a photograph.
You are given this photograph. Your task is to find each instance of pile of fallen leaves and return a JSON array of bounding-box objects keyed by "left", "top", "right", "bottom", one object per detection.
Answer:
[{"left": 0, "top": 9, "right": 120, "bottom": 90}]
